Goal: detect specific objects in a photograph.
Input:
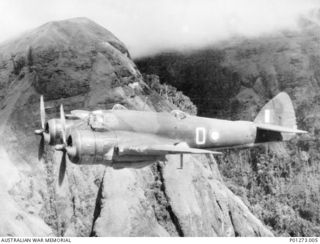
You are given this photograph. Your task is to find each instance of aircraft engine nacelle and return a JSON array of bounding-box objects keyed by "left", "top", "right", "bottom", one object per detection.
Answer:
[
  {"left": 66, "top": 130, "right": 117, "bottom": 165},
  {"left": 65, "top": 130, "right": 164, "bottom": 168}
]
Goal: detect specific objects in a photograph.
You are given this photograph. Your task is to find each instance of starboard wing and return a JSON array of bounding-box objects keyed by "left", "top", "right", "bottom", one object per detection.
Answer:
[{"left": 66, "top": 110, "right": 90, "bottom": 120}]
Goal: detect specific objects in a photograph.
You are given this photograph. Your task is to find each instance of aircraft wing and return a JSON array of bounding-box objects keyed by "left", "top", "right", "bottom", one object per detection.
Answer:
[
  {"left": 117, "top": 142, "right": 222, "bottom": 156},
  {"left": 66, "top": 110, "right": 90, "bottom": 120}
]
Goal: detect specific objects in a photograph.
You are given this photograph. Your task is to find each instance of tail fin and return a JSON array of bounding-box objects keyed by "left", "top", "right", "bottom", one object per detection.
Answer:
[{"left": 254, "top": 92, "right": 306, "bottom": 141}]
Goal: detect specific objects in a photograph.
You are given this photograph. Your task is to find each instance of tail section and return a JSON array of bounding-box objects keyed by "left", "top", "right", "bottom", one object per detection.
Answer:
[{"left": 254, "top": 92, "right": 307, "bottom": 141}]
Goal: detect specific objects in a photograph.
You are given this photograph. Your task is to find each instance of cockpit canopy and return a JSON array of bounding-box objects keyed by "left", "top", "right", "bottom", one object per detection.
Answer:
[{"left": 171, "top": 110, "right": 188, "bottom": 120}]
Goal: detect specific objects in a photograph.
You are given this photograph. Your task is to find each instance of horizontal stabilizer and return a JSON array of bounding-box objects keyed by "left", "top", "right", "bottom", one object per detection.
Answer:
[{"left": 256, "top": 123, "right": 307, "bottom": 134}]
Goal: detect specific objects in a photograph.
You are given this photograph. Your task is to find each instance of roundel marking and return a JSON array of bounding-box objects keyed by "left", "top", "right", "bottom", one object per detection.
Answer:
[{"left": 211, "top": 131, "right": 220, "bottom": 141}]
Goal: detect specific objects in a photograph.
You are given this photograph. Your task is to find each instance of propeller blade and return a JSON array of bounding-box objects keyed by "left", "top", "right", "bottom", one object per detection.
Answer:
[
  {"left": 38, "top": 135, "right": 45, "bottom": 161},
  {"left": 40, "top": 95, "right": 45, "bottom": 130},
  {"left": 58, "top": 151, "right": 67, "bottom": 186},
  {"left": 60, "top": 104, "right": 66, "bottom": 145}
]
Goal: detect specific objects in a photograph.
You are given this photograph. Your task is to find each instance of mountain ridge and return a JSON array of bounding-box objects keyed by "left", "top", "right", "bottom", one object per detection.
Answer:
[
  {"left": 0, "top": 17, "right": 273, "bottom": 236},
  {"left": 0, "top": 17, "right": 129, "bottom": 58}
]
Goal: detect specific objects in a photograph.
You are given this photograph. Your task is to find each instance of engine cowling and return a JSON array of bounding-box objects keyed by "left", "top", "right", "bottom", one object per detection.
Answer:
[
  {"left": 66, "top": 130, "right": 117, "bottom": 165},
  {"left": 46, "top": 119, "right": 64, "bottom": 145}
]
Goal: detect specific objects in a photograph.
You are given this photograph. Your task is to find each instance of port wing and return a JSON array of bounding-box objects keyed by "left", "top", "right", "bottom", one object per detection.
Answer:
[{"left": 118, "top": 142, "right": 222, "bottom": 156}]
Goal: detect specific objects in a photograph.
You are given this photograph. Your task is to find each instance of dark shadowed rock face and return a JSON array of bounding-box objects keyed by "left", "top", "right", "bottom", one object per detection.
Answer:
[
  {"left": 136, "top": 12, "right": 320, "bottom": 236},
  {"left": 0, "top": 18, "right": 272, "bottom": 236}
]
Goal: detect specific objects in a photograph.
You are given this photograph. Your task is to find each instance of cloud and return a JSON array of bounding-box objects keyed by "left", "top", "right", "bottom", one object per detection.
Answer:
[{"left": 0, "top": 0, "right": 319, "bottom": 58}]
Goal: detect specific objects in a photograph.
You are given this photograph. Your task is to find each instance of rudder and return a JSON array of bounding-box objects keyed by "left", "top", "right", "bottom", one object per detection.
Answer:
[{"left": 254, "top": 92, "right": 297, "bottom": 140}]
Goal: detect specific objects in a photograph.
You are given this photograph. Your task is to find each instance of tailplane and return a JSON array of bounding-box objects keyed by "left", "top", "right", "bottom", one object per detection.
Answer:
[{"left": 254, "top": 92, "right": 307, "bottom": 141}]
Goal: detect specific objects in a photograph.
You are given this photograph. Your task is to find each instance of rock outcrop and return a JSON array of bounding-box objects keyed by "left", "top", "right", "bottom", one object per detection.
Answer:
[{"left": 0, "top": 17, "right": 272, "bottom": 236}]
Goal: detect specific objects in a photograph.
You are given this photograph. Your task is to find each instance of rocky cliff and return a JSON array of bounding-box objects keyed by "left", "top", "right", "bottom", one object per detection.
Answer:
[
  {"left": 136, "top": 10, "right": 320, "bottom": 236},
  {"left": 0, "top": 18, "right": 272, "bottom": 236}
]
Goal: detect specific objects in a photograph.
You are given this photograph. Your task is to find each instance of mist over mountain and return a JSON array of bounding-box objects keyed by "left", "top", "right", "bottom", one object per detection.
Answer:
[
  {"left": 1, "top": 0, "right": 319, "bottom": 58},
  {"left": 136, "top": 11, "right": 320, "bottom": 236},
  {"left": 0, "top": 18, "right": 273, "bottom": 236}
]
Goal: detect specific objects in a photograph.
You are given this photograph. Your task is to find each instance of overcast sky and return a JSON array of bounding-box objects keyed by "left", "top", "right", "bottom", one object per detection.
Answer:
[{"left": 0, "top": 0, "right": 319, "bottom": 57}]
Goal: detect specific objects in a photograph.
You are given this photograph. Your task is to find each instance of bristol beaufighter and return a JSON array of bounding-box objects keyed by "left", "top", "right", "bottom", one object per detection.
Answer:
[{"left": 35, "top": 92, "right": 306, "bottom": 184}]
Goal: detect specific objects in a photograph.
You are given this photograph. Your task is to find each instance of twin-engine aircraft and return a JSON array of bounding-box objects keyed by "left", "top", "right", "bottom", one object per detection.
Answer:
[{"left": 35, "top": 92, "right": 306, "bottom": 184}]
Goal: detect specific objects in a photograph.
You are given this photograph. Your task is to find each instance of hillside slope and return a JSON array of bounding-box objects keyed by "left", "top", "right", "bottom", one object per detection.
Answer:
[
  {"left": 136, "top": 12, "right": 320, "bottom": 236},
  {"left": 0, "top": 18, "right": 272, "bottom": 236}
]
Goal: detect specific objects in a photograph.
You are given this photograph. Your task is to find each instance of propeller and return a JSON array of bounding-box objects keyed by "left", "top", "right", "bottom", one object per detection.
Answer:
[
  {"left": 58, "top": 150, "right": 67, "bottom": 186},
  {"left": 34, "top": 95, "right": 47, "bottom": 162},
  {"left": 38, "top": 136, "right": 45, "bottom": 161},
  {"left": 55, "top": 104, "right": 68, "bottom": 186}
]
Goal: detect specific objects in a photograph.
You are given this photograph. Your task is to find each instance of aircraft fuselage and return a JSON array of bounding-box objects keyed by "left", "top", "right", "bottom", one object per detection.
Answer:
[{"left": 86, "top": 109, "right": 258, "bottom": 149}]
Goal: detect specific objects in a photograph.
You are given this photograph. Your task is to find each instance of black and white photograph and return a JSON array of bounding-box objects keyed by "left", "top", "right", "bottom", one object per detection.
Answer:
[{"left": 0, "top": 0, "right": 319, "bottom": 241}]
